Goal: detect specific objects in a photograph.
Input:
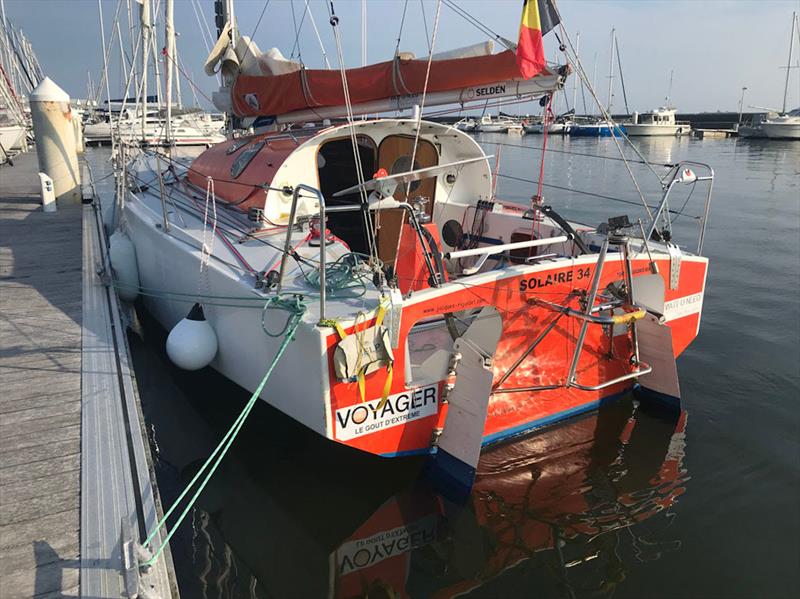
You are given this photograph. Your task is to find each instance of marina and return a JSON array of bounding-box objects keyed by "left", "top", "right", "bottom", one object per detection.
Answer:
[{"left": 0, "top": 0, "right": 798, "bottom": 598}]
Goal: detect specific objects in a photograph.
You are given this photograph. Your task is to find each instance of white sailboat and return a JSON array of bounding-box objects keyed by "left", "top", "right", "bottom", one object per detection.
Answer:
[
  {"left": 83, "top": 109, "right": 226, "bottom": 146},
  {"left": 85, "top": 0, "right": 226, "bottom": 147},
  {"left": 108, "top": 0, "right": 711, "bottom": 497},
  {"left": 740, "top": 11, "right": 800, "bottom": 140}
]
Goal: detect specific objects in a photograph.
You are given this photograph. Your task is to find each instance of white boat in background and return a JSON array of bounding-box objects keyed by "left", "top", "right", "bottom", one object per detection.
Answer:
[
  {"left": 524, "top": 121, "right": 567, "bottom": 134},
  {"left": 757, "top": 109, "right": 800, "bottom": 139},
  {"left": 625, "top": 107, "right": 691, "bottom": 137},
  {"left": 740, "top": 109, "right": 800, "bottom": 140},
  {"left": 84, "top": 109, "right": 226, "bottom": 146},
  {"left": 505, "top": 121, "right": 524, "bottom": 134},
  {"left": 454, "top": 117, "right": 476, "bottom": 132},
  {"left": 474, "top": 115, "right": 519, "bottom": 133},
  {"left": 740, "top": 12, "right": 800, "bottom": 140},
  {"left": 0, "top": 124, "right": 26, "bottom": 151}
]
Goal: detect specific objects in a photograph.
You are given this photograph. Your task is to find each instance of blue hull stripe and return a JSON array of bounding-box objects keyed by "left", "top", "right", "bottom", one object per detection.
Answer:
[{"left": 379, "top": 389, "right": 630, "bottom": 458}]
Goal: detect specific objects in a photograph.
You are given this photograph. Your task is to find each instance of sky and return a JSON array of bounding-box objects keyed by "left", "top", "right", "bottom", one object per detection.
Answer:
[{"left": 3, "top": 0, "right": 799, "bottom": 115}]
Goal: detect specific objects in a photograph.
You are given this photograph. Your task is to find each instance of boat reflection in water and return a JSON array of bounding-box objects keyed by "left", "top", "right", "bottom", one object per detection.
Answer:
[{"left": 171, "top": 395, "right": 687, "bottom": 599}]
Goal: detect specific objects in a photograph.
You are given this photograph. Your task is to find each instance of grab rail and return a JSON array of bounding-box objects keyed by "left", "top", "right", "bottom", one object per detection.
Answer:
[
  {"left": 276, "top": 184, "right": 331, "bottom": 319},
  {"left": 445, "top": 235, "right": 570, "bottom": 275},
  {"left": 275, "top": 186, "right": 366, "bottom": 321}
]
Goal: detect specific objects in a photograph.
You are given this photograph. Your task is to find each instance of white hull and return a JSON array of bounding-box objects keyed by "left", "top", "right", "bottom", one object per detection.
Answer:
[
  {"left": 624, "top": 123, "right": 690, "bottom": 137},
  {"left": 122, "top": 186, "right": 335, "bottom": 437},
  {"left": 0, "top": 125, "right": 26, "bottom": 150},
  {"left": 85, "top": 118, "right": 226, "bottom": 146},
  {"left": 524, "top": 123, "right": 566, "bottom": 134},
  {"left": 475, "top": 124, "right": 507, "bottom": 133},
  {"left": 759, "top": 122, "right": 800, "bottom": 139}
]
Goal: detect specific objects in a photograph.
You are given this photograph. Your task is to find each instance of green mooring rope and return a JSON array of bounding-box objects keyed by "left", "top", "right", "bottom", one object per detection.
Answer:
[{"left": 141, "top": 295, "right": 307, "bottom": 567}]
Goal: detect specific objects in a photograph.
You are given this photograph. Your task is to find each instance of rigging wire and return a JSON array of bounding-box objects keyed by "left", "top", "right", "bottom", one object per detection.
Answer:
[
  {"left": 394, "top": 0, "right": 410, "bottom": 55},
  {"left": 615, "top": 35, "right": 630, "bottom": 116},
  {"left": 249, "top": 0, "right": 272, "bottom": 44},
  {"left": 190, "top": 0, "right": 213, "bottom": 55},
  {"left": 554, "top": 18, "right": 658, "bottom": 216},
  {"left": 289, "top": 0, "right": 308, "bottom": 63},
  {"left": 476, "top": 139, "right": 674, "bottom": 169},
  {"left": 496, "top": 172, "right": 699, "bottom": 219},
  {"left": 326, "top": 1, "right": 379, "bottom": 265},
  {"left": 441, "top": 0, "right": 514, "bottom": 49},
  {"left": 420, "top": 0, "right": 431, "bottom": 54},
  {"left": 394, "top": 0, "right": 443, "bottom": 272},
  {"left": 304, "top": 0, "right": 331, "bottom": 69}
]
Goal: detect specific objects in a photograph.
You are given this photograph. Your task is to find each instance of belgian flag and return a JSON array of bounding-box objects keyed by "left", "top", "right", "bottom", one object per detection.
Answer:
[{"left": 516, "top": 0, "right": 561, "bottom": 79}]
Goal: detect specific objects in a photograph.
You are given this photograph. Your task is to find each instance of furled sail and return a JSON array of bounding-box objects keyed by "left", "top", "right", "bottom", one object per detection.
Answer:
[
  {"left": 206, "top": 35, "right": 567, "bottom": 124},
  {"left": 232, "top": 49, "right": 561, "bottom": 118}
]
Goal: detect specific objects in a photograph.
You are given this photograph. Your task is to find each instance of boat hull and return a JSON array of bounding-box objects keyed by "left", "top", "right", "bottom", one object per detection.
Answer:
[
  {"left": 0, "top": 125, "right": 26, "bottom": 150},
  {"left": 568, "top": 124, "right": 627, "bottom": 137},
  {"left": 759, "top": 122, "right": 800, "bottom": 139},
  {"left": 124, "top": 182, "right": 707, "bottom": 460},
  {"left": 625, "top": 123, "right": 690, "bottom": 136},
  {"left": 474, "top": 124, "right": 507, "bottom": 133}
]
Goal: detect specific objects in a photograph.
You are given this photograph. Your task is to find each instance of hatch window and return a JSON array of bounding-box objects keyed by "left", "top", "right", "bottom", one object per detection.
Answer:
[
  {"left": 230, "top": 140, "right": 265, "bottom": 178},
  {"left": 226, "top": 138, "right": 251, "bottom": 155}
]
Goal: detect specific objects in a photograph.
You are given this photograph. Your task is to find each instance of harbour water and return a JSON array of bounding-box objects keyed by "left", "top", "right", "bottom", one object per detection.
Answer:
[{"left": 87, "top": 133, "right": 799, "bottom": 599}]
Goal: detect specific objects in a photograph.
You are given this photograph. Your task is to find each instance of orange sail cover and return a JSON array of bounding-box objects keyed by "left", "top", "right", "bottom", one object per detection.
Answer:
[{"left": 231, "top": 49, "right": 549, "bottom": 118}]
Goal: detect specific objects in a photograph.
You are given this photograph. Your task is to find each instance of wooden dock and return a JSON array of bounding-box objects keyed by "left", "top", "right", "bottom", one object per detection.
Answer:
[
  {"left": 0, "top": 151, "right": 177, "bottom": 598},
  {"left": 693, "top": 128, "right": 738, "bottom": 139}
]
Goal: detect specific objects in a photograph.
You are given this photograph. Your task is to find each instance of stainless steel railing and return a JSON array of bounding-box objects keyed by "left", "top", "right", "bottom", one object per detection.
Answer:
[{"left": 648, "top": 160, "right": 714, "bottom": 254}]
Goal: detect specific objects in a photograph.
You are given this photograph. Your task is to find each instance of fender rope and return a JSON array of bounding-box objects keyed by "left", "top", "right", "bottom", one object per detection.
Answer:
[{"left": 141, "top": 295, "right": 306, "bottom": 567}]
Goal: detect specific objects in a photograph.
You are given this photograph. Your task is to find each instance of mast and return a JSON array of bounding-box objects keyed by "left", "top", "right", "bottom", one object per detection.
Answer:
[
  {"left": 165, "top": 0, "right": 174, "bottom": 146},
  {"left": 606, "top": 27, "right": 615, "bottom": 114},
  {"left": 226, "top": 0, "right": 236, "bottom": 45},
  {"left": 116, "top": 20, "right": 128, "bottom": 96},
  {"left": 126, "top": 0, "right": 138, "bottom": 96},
  {"left": 615, "top": 33, "right": 629, "bottom": 115},
  {"left": 666, "top": 68, "right": 674, "bottom": 106},
  {"left": 782, "top": 11, "right": 797, "bottom": 114},
  {"left": 591, "top": 52, "right": 598, "bottom": 116},
  {"left": 140, "top": 0, "right": 150, "bottom": 141},
  {"left": 174, "top": 38, "right": 182, "bottom": 109},
  {"left": 98, "top": 0, "right": 113, "bottom": 136},
  {"left": 572, "top": 31, "right": 579, "bottom": 115},
  {"left": 361, "top": 0, "right": 367, "bottom": 67},
  {"left": 0, "top": 0, "right": 8, "bottom": 92}
]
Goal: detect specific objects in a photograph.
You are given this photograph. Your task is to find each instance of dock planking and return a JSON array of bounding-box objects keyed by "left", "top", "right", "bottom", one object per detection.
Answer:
[
  {"left": 0, "top": 152, "right": 82, "bottom": 598},
  {"left": 0, "top": 151, "right": 176, "bottom": 598}
]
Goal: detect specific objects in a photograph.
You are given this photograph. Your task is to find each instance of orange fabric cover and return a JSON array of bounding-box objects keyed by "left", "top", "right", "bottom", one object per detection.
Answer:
[{"left": 232, "top": 50, "right": 548, "bottom": 118}]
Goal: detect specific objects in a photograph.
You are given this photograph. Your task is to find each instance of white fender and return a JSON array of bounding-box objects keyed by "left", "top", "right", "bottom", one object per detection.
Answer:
[
  {"left": 166, "top": 304, "right": 218, "bottom": 371},
  {"left": 109, "top": 230, "right": 140, "bottom": 302}
]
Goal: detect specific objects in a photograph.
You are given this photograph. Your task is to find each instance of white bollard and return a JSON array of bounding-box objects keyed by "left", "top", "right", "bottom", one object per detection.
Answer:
[
  {"left": 72, "top": 110, "right": 85, "bottom": 154},
  {"left": 29, "top": 77, "right": 81, "bottom": 203}
]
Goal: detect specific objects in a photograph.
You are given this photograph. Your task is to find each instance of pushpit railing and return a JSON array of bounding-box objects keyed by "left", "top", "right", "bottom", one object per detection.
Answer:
[{"left": 648, "top": 160, "right": 714, "bottom": 254}]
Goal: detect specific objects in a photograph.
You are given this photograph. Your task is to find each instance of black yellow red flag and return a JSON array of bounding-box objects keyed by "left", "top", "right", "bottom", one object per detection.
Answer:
[{"left": 516, "top": 0, "right": 561, "bottom": 79}]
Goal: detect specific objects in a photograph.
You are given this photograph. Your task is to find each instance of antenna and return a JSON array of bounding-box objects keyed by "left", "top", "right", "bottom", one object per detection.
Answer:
[
  {"left": 666, "top": 68, "right": 674, "bottom": 107},
  {"left": 606, "top": 28, "right": 615, "bottom": 114}
]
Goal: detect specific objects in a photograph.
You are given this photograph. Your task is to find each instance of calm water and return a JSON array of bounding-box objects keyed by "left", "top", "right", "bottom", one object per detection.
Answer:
[{"left": 90, "top": 132, "right": 800, "bottom": 599}]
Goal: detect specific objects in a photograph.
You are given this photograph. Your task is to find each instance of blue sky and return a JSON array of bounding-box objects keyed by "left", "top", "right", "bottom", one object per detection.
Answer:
[{"left": 3, "top": 0, "right": 799, "bottom": 113}]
